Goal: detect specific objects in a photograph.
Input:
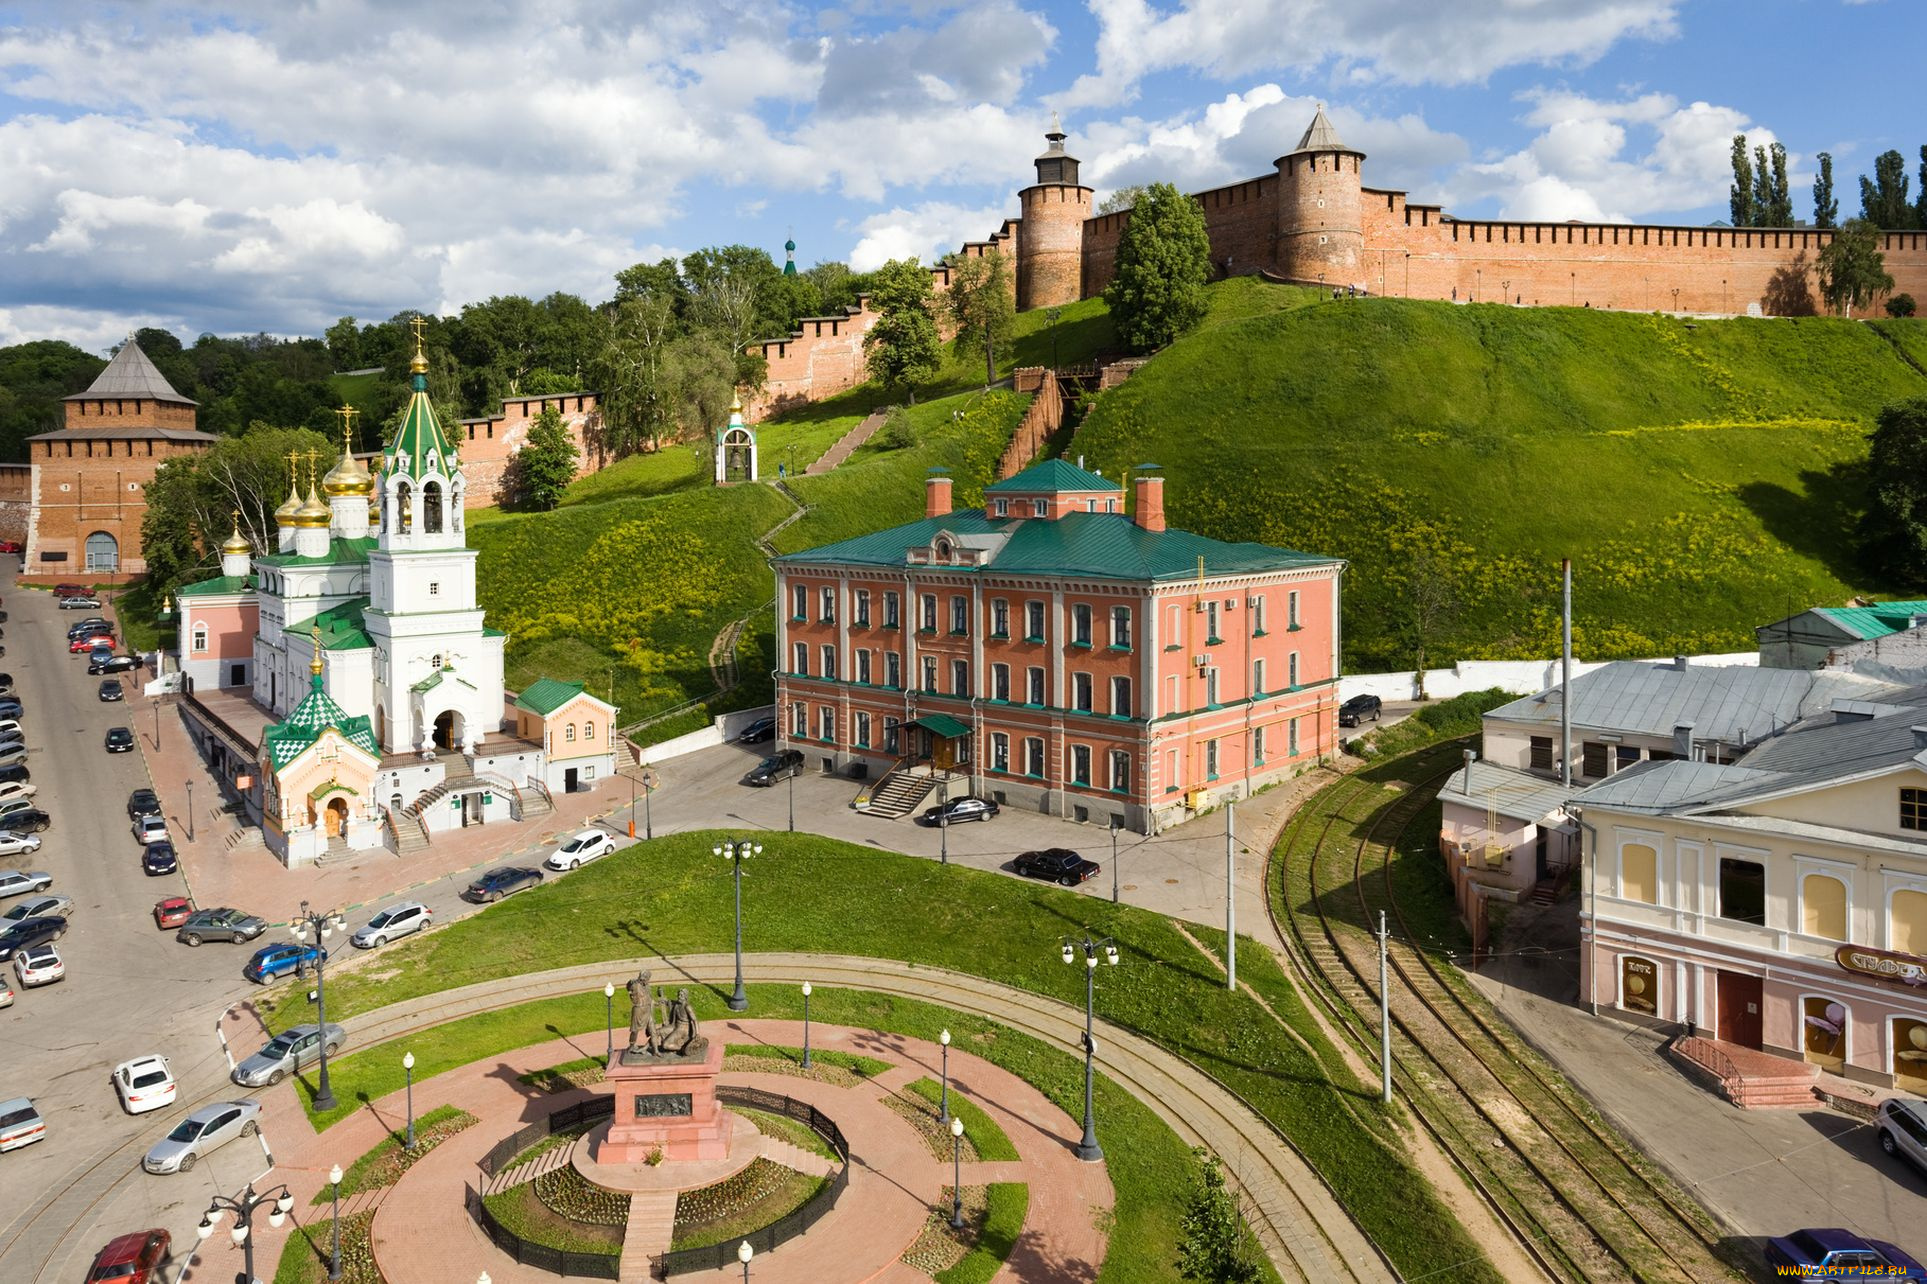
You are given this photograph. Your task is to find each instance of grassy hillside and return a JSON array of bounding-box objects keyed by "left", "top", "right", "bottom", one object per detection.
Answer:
[{"left": 1073, "top": 294, "right": 1927, "bottom": 668}]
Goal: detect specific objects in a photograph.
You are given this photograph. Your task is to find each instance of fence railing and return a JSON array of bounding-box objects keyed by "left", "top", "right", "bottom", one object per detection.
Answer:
[
  {"left": 656, "top": 1087, "right": 849, "bottom": 1276},
  {"left": 470, "top": 1188, "right": 622, "bottom": 1280},
  {"left": 478, "top": 1094, "right": 616, "bottom": 1178}
]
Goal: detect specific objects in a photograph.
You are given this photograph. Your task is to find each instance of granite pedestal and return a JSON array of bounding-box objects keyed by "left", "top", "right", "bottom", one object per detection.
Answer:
[{"left": 594, "top": 1039, "right": 731, "bottom": 1163}]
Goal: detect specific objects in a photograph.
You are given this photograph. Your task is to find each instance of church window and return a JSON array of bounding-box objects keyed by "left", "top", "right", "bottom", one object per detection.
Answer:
[
  {"left": 192, "top": 624, "right": 208, "bottom": 653},
  {"left": 584, "top": 722, "right": 594, "bottom": 741},
  {"left": 423, "top": 482, "right": 444, "bottom": 534},
  {"left": 431, "top": 654, "right": 443, "bottom": 669},
  {"left": 564, "top": 724, "right": 576, "bottom": 743}
]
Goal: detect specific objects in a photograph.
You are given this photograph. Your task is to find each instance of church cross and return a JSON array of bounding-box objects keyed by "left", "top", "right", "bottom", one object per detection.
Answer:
[{"left": 409, "top": 316, "right": 427, "bottom": 355}]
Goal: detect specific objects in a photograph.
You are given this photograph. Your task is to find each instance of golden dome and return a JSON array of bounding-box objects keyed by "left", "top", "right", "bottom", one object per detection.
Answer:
[
  {"left": 220, "top": 511, "right": 251, "bottom": 555},
  {"left": 323, "top": 450, "right": 373, "bottom": 497},
  {"left": 292, "top": 482, "right": 332, "bottom": 528},
  {"left": 274, "top": 474, "right": 303, "bottom": 527}
]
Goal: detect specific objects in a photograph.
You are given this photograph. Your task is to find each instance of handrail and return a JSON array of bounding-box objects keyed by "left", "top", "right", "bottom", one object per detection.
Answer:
[{"left": 1673, "top": 1035, "right": 1748, "bottom": 1099}]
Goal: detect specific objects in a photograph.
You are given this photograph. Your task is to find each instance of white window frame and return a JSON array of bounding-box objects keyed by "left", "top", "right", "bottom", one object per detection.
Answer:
[{"left": 191, "top": 623, "right": 209, "bottom": 653}]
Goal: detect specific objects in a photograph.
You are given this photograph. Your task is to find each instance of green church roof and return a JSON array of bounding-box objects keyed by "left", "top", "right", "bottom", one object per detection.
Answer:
[
  {"left": 174, "top": 574, "right": 252, "bottom": 599},
  {"left": 1812, "top": 600, "right": 1927, "bottom": 641},
  {"left": 263, "top": 671, "right": 379, "bottom": 769},
  {"left": 255, "top": 536, "right": 378, "bottom": 568},
  {"left": 311, "top": 598, "right": 373, "bottom": 650},
  {"left": 514, "top": 678, "right": 587, "bottom": 715},
  {"left": 983, "top": 459, "right": 1120, "bottom": 494},
  {"left": 386, "top": 364, "right": 458, "bottom": 481}
]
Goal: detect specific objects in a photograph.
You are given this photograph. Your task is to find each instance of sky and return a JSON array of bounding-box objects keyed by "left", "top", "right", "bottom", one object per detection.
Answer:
[{"left": 0, "top": 0, "right": 1913, "bottom": 353}]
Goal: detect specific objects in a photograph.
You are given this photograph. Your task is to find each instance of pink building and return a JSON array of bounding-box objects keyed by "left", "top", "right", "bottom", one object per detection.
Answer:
[{"left": 771, "top": 461, "right": 1345, "bottom": 833}]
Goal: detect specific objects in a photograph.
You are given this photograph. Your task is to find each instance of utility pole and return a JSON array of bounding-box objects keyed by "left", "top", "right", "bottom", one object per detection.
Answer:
[
  {"left": 1378, "top": 910, "right": 1393, "bottom": 1104},
  {"left": 1109, "top": 819, "right": 1119, "bottom": 905},
  {"left": 1225, "top": 801, "right": 1236, "bottom": 991},
  {"left": 1560, "top": 559, "right": 1573, "bottom": 787}
]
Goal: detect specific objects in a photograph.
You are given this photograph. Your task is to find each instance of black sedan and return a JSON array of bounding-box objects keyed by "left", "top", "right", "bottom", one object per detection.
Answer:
[
  {"left": 3, "top": 808, "right": 50, "bottom": 834},
  {"left": 736, "top": 716, "right": 777, "bottom": 744},
  {"left": 1012, "top": 848, "right": 1101, "bottom": 886},
  {"left": 128, "top": 788, "right": 161, "bottom": 820},
  {"left": 0, "top": 914, "right": 66, "bottom": 962},
  {"left": 464, "top": 866, "right": 544, "bottom": 903},
  {"left": 89, "top": 655, "right": 140, "bottom": 675},
  {"left": 65, "top": 619, "right": 109, "bottom": 639},
  {"left": 143, "top": 842, "right": 179, "bottom": 876},
  {"left": 104, "top": 727, "right": 134, "bottom": 753},
  {"left": 98, "top": 679, "right": 125, "bottom": 703},
  {"left": 741, "top": 749, "right": 803, "bottom": 787},
  {"left": 919, "top": 795, "right": 999, "bottom": 826}
]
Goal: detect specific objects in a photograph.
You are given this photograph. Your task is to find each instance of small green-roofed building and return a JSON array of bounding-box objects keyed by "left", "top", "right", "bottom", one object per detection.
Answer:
[{"left": 1758, "top": 600, "right": 1927, "bottom": 670}]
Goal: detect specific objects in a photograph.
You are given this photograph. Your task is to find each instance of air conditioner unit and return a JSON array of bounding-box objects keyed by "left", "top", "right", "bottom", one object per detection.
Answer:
[
  {"left": 1193, "top": 654, "right": 1208, "bottom": 668},
  {"left": 1224, "top": 599, "right": 1236, "bottom": 611}
]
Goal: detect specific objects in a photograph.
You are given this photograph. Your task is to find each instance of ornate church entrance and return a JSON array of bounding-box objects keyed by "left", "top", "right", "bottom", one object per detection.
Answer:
[
  {"left": 324, "top": 797, "right": 348, "bottom": 838},
  {"left": 433, "top": 709, "right": 466, "bottom": 752}
]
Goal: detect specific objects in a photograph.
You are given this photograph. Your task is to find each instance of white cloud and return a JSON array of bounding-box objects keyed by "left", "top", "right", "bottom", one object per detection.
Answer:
[{"left": 848, "top": 201, "right": 1011, "bottom": 271}]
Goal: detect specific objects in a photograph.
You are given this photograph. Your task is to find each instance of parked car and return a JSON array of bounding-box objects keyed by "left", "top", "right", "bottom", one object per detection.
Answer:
[
  {"left": 142, "top": 1099, "right": 262, "bottom": 1174},
  {"left": 351, "top": 902, "right": 431, "bottom": 949},
  {"left": 0, "top": 915, "right": 66, "bottom": 962},
  {"left": 0, "top": 540, "right": 19, "bottom": 556},
  {"left": 89, "top": 655, "right": 140, "bottom": 675},
  {"left": 70, "top": 633, "right": 116, "bottom": 653},
  {"left": 105, "top": 727, "right": 134, "bottom": 753},
  {"left": 85, "top": 1228, "right": 172, "bottom": 1283},
  {"left": 14, "top": 944, "right": 63, "bottom": 987},
  {"left": 0, "top": 1096, "right": 46, "bottom": 1151},
  {"left": 463, "top": 866, "right": 543, "bottom": 903},
  {"left": 0, "top": 700, "right": 24, "bottom": 721},
  {"left": 111, "top": 1057, "right": 177, "bottom": 1117},
  {"left": 0, "top": 746, "right": 28, "bottom": 769},
  {"left": 175, "top": 907, "right": 267, "bottom": 946},
  {"left": 545, "top": 828, "right": 617, "bottom": 871},
  {"left": 0, "top": 796, "right": 33, "bottom": 822},
  {"left": 0, "top": 975, "right": 11, "bottom": 1007},
  {"left": 98, "top": 679, "right": 125, "bottom": 703},
  {"left": 58, "top": 595, "right": 103, "bottom": 611},
  {"left": 1339, "top": 694, "right": 1384, "bottom": 727},
  {"left": 736, "top": 715, "right": 776, "bottom": 743},
  {"left": 0, "top": 718, "right": 23, "bottom": 739},
  {"left": 920, "top": 794, "right": 1000, "bottom": 826},
  {"left": 0, "top": 869, "right": 52, "bottom": 899},
  {"left": 2, "top": 893, "right": 73, "bottom": 923},
  {"left": 141, "top": 843, "right": 178, "bottom": 876},
  {"left": 127, "top": 788, "right": 160, "bottom": 820},
  {"left": 152, "top": 897, "right": 193, "bottom": 930},
  {"left": 1877, "top": 1097, "right": 1927, "bottom": 1176},
  {"left": 0, "top": 832, "right": 41, "bottom": 857},
  {"left": 242, "top": 941, "right": 322, "bottom": 985},
  {"left": 0, "top": 763, "right": 31, "bottom": 786},
  {"left": 66, "top": 618, "right": 110, "bottom": 638},
  {"left": 1012, "top": 848, "right": 1103, "bottom": 885},
  {"left": 741, "top": 749, "right": 804, "bottom": 787},
  {"left": 1764, "top": 1229, "right": 1925, "bottom": 1280},
  {"left": 3, "top": 808, "right": 49, "bottom": 833},
  {"left": 134, "top": 814, "right": 168, "bottom": 846},
  {"left": 232, "top": 1024, "right": 346, "bottom": 1088},
  {"left": 52, "top": 583, "right": 87, "bottom": 597}
]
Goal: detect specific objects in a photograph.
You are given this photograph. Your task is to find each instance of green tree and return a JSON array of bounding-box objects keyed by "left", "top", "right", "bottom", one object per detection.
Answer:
[
  {"left": 1751, "top": 142, "right": 1791, "bottom": 226},
  {"left": 944, "top": 252, "right": 1016, "bottom": 385},
  {"left": 1175, "top": 1149, "right": 1260, "bottom": 1284},
  {"left": 1919, "top": 145, "right": 1927, "bottom": 227},
  {"left": 325, "top": 317, "right": 362, "bottom": 369},
  {"left": 1860, "top": 396, "right": 1927, "bottom": 584},
  {"left": 1098, "top": 184, "right": 1146, "bottom": 215},
  {"left": 1729, "top": 135, "right": 1755, "bottom": 228},
  {"left": 1860, "top": 149, "right": 1917, "bottom": 228},
  {"left": 139, "top": 426, "right": 331, "bottom": 598},
  {"left": 1813, "top": 152, "right": 1839, "bottom": 229},
  {"left": 1889, "top": 294, "right": 1918, "bottom": 318},
  {"left": 1816, "top": 218, "right": 1895, "bottom": 316},
  {"left": 507, "top": 405, "right": 578, "bottom": 511},
  {"left": 862, "top": 259, "right": 941, "bottom": 403},
  {"left": 1104, "top": 181, "right": 1211, "bottom": 354},
  {"left": 0, "top": 339, "right": 103, "bottom": 460}
]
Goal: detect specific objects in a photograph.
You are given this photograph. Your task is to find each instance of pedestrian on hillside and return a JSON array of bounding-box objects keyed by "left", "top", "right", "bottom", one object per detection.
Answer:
[{"left": 778, "top": 462, "right": 786, "bottom": 479}]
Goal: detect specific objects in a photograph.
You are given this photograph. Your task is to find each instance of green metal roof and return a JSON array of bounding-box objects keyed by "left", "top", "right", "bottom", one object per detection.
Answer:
[
  {"left": 775, "top": 509, "right": 1339, "bottom": 582},
  {"left": 255, "top": 536, "right": 378, "bottom": 568},
  {"left": 175, "top": 574, "right": 252, "bottom": 599},
  {"left": 311, "top": 598, "right": 373, "bottom": 650},
  {"left": 984, "top": 458, "right": 1119, "bottom": 494},
  {"left": 514, "top": 677, "right": 587, "bottom": 715},
  {"left": 263, "top": 673, "right": 379, "bottom": 769},
  {"left": 1814, "top": 601, "right": 1927, "bottom": 641},
  {"left": 386, "top": 367, "right": 458, "bottom": 480},
  {"left": 912, "top": 712, "right": 971, "bottom": 738}
]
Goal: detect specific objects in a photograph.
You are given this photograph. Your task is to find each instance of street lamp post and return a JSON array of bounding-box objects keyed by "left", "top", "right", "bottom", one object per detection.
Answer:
[
  {"left": 629, "top": 772, "right": 636, "bottom": 840},
  {"left": 738, "top": 1240, "right": 754, "bottom": 1281},
  {"left": 1060, "top": 935, "right": 1120, "bottom": 1162},
  {"left": 1109, "top": 819, "right": 1120, "bottom": 905},
  {"left": 1501, "top": 279, "right": 1511, "bottom": 306},
  {"left": 785, "top": 767, "right": 794, "bottom": 833},
  {"left": 937, "top": 1028, "right": 952, "bottom": 1123},
  {"left": 289, "top": 901, "right": 346, "bottom": 1112},
  {"left": 185, "top": 780, "right": 194, "bottom": 841},
  {"left": 328, "top": 1164, "right": 344, "bottom": 1281},
  {"left": 949, "top": 1116, "right": 966, "bottom": 1228},
  {"left": 644, "top": 772, "right": 654, "bottom": 840},
  {"left": 937, "top": 777, "right": 949, "bottom": 865},
  {"left": 1672, "top": 287, "right": 1680, "bottom": 312},
  {"left": 402, "top": 1051, "right": 416, "bottom": 1149},
  {"left": 604, "top": 982, "right": 616, "bottom": 1061},
  {"left": 714, "top": 840, "right": 762, "bottom": 1011},
  {"left": 801, "top": 982, "right": 813, "bottom": 1069},
  {"left": 197, "top": 1183, "right": 295, "bottom": 1284}
]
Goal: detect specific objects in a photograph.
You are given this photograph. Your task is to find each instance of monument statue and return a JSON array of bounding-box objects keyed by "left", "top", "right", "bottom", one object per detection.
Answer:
[
  {"left": 625, "top": 968, "right": 658, "bottom": 1054},
  {"left": 617, "top": 974, "right": 707, "bottom": 1063}
]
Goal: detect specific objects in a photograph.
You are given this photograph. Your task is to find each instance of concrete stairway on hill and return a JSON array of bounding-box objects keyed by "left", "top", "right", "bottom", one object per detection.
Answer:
[
  {"left": 863, "top": 769, "right": 939, "bottom": 820},
  {"left": 806, "top": 408, "right": 890, "bottom": 474},
  {"left": 1671, "top": 1035, "right": 1819, "bottom": 1109},
  {"left": 484, "top": 1136, "right": 579, "bottom": 1195},
  {"left": 622, "top": 1191, "right": 678, "bottom": 1284},
  {"left": 386, "top": 807, "right": 430, "bottom": 854}
]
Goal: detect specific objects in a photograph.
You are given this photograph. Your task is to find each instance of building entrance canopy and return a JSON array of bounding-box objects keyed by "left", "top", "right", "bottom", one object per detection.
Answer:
[{"left": 910, "top": 713, "right": 970, "bottom": 738}]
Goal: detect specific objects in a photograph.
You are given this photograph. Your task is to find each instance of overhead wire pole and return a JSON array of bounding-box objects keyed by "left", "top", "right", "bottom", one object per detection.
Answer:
[
  {"left": 1225, "top": 801, "right": 1236, "bottom": 991},
  {"left": 1378, "top": 910, "right": 1393, "bottom": 1104},
  {"left": 1561, "top": 558, "right": 1573, "bottom": 788}
]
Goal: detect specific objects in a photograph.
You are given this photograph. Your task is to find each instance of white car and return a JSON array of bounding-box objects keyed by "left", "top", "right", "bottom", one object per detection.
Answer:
[
  {"left": 112, "top": 1055, "right": 177, "bottom": 1115},
  {"left": 2, "top": 894, "right": 72, "bottom": 923},
  {"left": 0, "top": 869, "right": 52, "bottom": 900},
  {"left": 13, "top": 944, "right": 62, "bottom": 987},
  {"left": 350, "top": 901, "right": 431, "bottom": 949},
  {"left": 545, "top": 828, "right": 617, "bottom": 871},
  {"left": 0, "top": 720, "right": 21, "bottom": 739},
  {"left": 0, "top": 781, "right": 35, "bottom": 805},
  {"left": 134, "top": 815, "right": 168, "bottom": 847},
  {"left": 0, "top": 976, "right": 13, "bottom": 1008},
  {"left": 0, "top": 832, "right": 41, "bottom": 858}
]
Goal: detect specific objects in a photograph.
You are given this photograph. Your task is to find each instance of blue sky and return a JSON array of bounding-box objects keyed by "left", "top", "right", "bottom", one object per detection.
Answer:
[{"left": 0, "top": 0, "right": 1912, "bottom": 351}]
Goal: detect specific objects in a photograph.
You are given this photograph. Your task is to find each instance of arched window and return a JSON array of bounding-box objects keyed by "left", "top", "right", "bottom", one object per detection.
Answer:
[
  {"left": 191, "top": 624, "right": 208, "bottom": 653},
  {"left": 564, "top": 724, "right": 576, "bottom": 743},
  {"left": 397, "top": 482, "right": 413, "bottom": 532},
  {"left": 1893, "top": 888, "right": 1927, "bottom": 954},
  {"left": 1801, "top": 873, "right": 1847, "bottom": 941},
  {"left": 85, "top": 530, "right": 119, "bottom": 572},
  {"left": 1620, "top": 844, "right": 1658, "bottom": 905},
  {"left": 423, "top": 481, "right": 443, "bottom": 534},
  {"left": 583, "top": 722, "right": 595, "bottom": 741}
]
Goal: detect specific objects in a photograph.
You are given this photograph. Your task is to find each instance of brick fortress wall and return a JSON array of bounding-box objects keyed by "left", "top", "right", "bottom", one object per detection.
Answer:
[
  {"left": 0, "top": 465, "right": 28, "bottom": 547},
  {"left": 454, "top": 391, "right": 604, "bottom": 507}
]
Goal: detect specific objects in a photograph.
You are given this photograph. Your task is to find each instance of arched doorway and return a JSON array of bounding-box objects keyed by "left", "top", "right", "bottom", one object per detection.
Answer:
[
  {"left": 433, "top": 709, "right": 464, "bottom": 751},
  {"left": 323, "top": 797, "right": 349, "bottom": 838},
  {"left": 423, "top": 481, "right": 444, "bottom": 533},
  {"left": 85, "top": 530, "right": 119, "bottom": 573}
]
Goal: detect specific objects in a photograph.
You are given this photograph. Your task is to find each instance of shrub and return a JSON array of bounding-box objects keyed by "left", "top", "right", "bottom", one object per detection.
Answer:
[
  {"left": 880, "top": 407, "right": 917, "bottom": 450},
  {"left": 1355, "top": 688, "right": 1515, "bottom": 759},
  {"left": 1890, "top": 293, "right": 1919, "bottom": 318}
]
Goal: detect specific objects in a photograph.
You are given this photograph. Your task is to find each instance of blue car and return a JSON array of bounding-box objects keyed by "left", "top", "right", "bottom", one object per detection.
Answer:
[
  {"left": 1765, "top": 1229, "right": 1926, "bottom": 1281},
  {"left": 242, "top": 941, "right": 322, "bottom": 986},
  {"left": 142, "top": 842, "right": 179, "bottom": 876},
  {"left": 463, "top": 865, "right": 543, "bottom": 903}
]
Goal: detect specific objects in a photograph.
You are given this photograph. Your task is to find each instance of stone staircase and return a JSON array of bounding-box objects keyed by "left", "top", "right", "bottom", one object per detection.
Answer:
[
  {"left": 519, "top": 779, "right": 555, "bottom": 820},
  {"left": 806, "top": 408, "right": 891, "bottom": 474},
  {"left": 1671, "top": 1035, "right": 1820, "bottom": 1109},
  {"left": 386, "top": 807, "right": 430, "bottom": 854},
  {"left": 863, "top": 768, "right": 941, "bottom": 820},
  {"left": 623, "top": 1191, "right": 678, "bottom": 1283},
  {"left": 756, "top": 1136, "right": 839, "bottom": 1179},
  {"left": 483, "top": 1135, "right": 579, "bottom": 1195}
]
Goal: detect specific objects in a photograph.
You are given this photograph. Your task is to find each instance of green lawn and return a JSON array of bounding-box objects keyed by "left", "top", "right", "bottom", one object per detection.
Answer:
[
  {"left": 726, "top": 1042, "right": 892, "bottom": 1080},
  {"left": 314, "top": 1104, "right": 475, "bottom": 1204},
  {"left": 1072, "top": 294, "right": 1927, "bottom": 669},
  {"left": 263, "top": 831, "right": 1492, "bottom": 1283},
  {"left": 902, "top": 1077, "right": 1019, "bottom": 1161},
  {"left": 935, "top": 1183, "right": 1030, "bottom": 1284}
]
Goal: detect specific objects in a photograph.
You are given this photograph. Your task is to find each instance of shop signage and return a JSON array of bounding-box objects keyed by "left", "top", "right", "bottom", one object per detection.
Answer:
[{"left": 1835, "top": 944, "right": 1927, "bottom": 988}]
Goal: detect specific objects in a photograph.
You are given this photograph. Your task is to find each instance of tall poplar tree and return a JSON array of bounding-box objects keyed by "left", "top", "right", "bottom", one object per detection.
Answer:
[
  {"left": 1729, "top": 135, "right": 1755, "bottom": 227},
  {"left": 1813, "top": 152, "right": 1838, "bottom": 229},
  {"left": 1860, "top": 150, "right": 1917, "bottom": 228}
]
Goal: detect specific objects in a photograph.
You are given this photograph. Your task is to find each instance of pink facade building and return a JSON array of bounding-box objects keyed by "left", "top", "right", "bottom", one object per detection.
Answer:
[{"left": 771, "top": 461, "right": 1345, "bottom": 833}]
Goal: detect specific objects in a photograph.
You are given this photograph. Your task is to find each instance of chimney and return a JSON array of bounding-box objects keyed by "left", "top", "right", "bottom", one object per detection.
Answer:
[
  {"left": 1913, "top": 726, "right": 1927, "bottom": 750},
  {"left": 1133, "top": 465, "right": 1165, "bottom": 533},
  {"left": 925, "top": 469, "right": 953, "bottom": 519},
  {"left": 1672, "top": 654, "right": 1688, "bottom": 671},
  {"left": 1672, "top": 722, "right": 1695, "bottom": 759}
]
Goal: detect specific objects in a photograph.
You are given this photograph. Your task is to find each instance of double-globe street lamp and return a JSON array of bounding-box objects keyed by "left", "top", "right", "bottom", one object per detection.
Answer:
[
  {"left": 1061, "top": 934, "right": 1120, "bottom": 1162},
  {"left": 289, "top": 901, "right": 347, "bottom": 1111},
  {"left": 197, "top": 1183, "right": 295, "bottom": 1284},
  {"left": 715, "top": 840, "right": 762, "bottom": 1011}
]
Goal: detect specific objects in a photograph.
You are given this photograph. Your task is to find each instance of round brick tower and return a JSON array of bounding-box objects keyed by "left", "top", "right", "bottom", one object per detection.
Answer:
[
  {"left": 1274, "top": 106, "right": 1366, "bottom": 286},
  {"left": 1017, "top": 121, "right": 1092, "bottom": 311}
]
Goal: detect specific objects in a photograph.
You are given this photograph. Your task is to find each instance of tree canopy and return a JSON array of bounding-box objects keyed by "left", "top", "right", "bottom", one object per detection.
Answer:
[
  {"left": 944, "top": 252, "right": 1015, "bottom": 386},
  {"left": 862, "top": 259, "right": 942, "bottom": 401},
  {"left": 1104, "top": 181, "right": 1212, "bottom": 354},
  {"left": 1815, "top": 218, "right": 1895, "bottom": 315},
  {"left": 1860, "top": 397, "right": 1927, "bottom": 586},
  {"left": 1860, "top": 149, "right": 1918, "bottom": 229},
  {"left": 139, "top": 426, "right": 333, "bottom": 598},
  {"left": 505, "top": 406, "right": 579, "bottom": 511}
]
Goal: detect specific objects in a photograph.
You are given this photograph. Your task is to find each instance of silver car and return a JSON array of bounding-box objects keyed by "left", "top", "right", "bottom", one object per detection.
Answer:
[
  {"left": 350, "top": 902, "right": 431, "bottom": 949},
  {"left": 1, "top": 894, "right": 72, "bottom": 924},
  {"left": 0, "top": 869, "right": 51, "bottom": 899},
  {"left": 1877, "top": 1097, "right": 1927, "bottom": 1176},
  {"left": 231, "top": 1023, "right": 346, "bottom": 1088},
  {"left": 142, "top": 1099, "right": 261, "bottom": 1174}
]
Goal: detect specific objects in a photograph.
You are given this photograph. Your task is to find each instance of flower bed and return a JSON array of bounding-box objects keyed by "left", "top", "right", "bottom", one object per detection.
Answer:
[
  {"left": 535, "top": 1161, "right": 631, "bottom": 1227},
  {"left": 671, "top": 1157, "right": 828, "bottom": 1252},
  {"left": 482, "top": 1182, "right": 624, "bottom": 1255},
  {"left": 882, "top": 1087, "right": 995, "bottom": 1162},
  {"left": 312, "top": 1106, "right": 477, "bottom": 1205},
  {"left": 273, "top": 1210, "right": 379, "bottom": 1284},
  {"left": 518, "top": 1056, "right": 607, "bottom": 1093},
  {"left": 722, "top": 1042, "right": 891, "bottom": 1088},
  {"left": 900, "top": 1078, "right": 1018, "bottom": 1160}
]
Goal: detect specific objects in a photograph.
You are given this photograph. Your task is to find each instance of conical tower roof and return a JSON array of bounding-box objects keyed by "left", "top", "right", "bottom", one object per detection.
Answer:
[
  {"left": 65, "top": 337, "right": 197, "bottom": 405},
  {"left": 387, "top": 322, "right": 457, "bottom": 480},
  {"left": 1290, "top": 104, "right": 1358, "bottom": 156}
]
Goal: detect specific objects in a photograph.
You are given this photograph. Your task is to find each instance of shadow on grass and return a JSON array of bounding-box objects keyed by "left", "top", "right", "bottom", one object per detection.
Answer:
[{"left": 1737, "top": 458, "right": 1872, "bottom": 588}]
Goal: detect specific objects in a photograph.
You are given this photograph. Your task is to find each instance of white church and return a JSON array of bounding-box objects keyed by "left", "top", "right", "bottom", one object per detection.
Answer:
[{"left": 173, "top": 336, "right": 617, "bottom": 866}]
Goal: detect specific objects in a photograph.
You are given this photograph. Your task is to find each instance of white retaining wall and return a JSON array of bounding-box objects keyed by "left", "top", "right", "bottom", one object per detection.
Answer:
[
  {"left": 634, "top": 705, "right": 776, "bottom": 764},
  {"left": 1336, "top": 651, "right": 1759, "bottom": 703}
]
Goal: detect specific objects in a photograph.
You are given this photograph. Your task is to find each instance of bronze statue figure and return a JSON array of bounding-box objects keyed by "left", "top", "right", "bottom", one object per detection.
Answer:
[{"left": 625, "top": 969, "right": 657, "bottom": 1054}]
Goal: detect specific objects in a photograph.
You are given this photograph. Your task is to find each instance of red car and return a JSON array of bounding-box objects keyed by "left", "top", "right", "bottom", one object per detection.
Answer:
[
  {"left": 153, "top": 897, "right": 192, "bottom": 930},
  {"left": 0, "top": 541, "right": 20, "bottom": 555},
  {"left": 53, "top": 583, "right": 86, "bottom": 597},
  {"left": 70, "top": 634, "right": 115, "bottom": 654},
  {"left": 86, "top": 1229, "right": 170, "bottom": 1283}
]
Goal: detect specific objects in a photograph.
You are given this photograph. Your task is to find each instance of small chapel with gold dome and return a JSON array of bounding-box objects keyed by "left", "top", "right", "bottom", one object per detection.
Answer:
[{"left": 171, "top": 328, "right": 615, "bottom": 866}]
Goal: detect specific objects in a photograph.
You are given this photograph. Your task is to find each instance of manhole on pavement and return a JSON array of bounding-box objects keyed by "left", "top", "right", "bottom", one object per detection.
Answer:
[
  {"left": 1164, "top": 878, "right": 1179, "bottom": 884},
  {"left": 1122, "top": 884, "right": 1138, "bottom": 891}
]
